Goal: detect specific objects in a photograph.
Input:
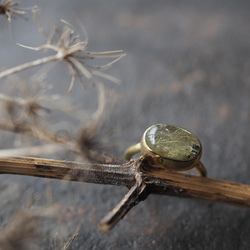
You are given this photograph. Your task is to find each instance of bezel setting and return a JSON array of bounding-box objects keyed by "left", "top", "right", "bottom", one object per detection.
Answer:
[{"left": 141, "top": 124, "right": 202, "bottom": 171}]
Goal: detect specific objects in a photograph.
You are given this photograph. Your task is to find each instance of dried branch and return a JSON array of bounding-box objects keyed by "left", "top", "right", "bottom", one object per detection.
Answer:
[{"left": 1, "top": 156, "right": 250, "bottom": 232}]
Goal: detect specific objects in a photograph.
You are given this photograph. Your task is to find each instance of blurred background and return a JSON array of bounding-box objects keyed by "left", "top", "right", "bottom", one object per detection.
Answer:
[{"left": 0, "top": 0, "right": 250, "bottom": 249}]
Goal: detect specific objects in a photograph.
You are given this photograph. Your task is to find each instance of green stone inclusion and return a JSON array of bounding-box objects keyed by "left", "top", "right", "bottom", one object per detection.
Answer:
[{"left": 144, "top": 124, "right": 201, "bottom": 161}]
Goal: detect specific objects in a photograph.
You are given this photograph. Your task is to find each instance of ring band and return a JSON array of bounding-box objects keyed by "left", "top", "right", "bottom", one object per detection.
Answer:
[{"left": 124, "top": 124, "right": 206, "bottom": 177}]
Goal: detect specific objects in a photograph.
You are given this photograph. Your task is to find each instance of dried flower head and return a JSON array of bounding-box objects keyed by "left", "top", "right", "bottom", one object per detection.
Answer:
[
  {"left": 0, "top": 81, "right": 50, "bottom": 126},
  {"left": 15, "top": 20, "right": 126, "bottom": 92},
  {"left": 76, "top": 83, "right": 119, "bottom": 163},
  {"left": 76, "top": 121, "right": 100, "bottom": 160},
  {"left": 0, "top": 1, "right": 37, "bottom": 23}
]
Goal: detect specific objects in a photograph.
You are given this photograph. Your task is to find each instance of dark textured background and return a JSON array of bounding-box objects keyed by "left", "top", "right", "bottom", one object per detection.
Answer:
[{"left": 0, "top": 1, "right": 250, "bottom": 249}]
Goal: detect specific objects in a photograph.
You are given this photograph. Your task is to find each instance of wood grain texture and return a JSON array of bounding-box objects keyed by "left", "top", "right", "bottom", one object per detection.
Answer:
[
  {"left": 0, "top": 156, "right": 250, "bottom": 209},
  {"left": 143, "top": 167, "right": 250, "bottom": 208},
  {"left": 0, "top": 157, "right": 136, "bottom": 187}
]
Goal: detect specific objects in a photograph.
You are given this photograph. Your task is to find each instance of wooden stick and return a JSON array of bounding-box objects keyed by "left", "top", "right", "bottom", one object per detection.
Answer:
[
  {"left": 99, "top": 184, "right": 141, "bottom": 231},
  {"left": 143, "top": 167, "right": 250, "bottom": 208},
  {"left": 1, "top": 156, "right": 250, "bottom": 208},
  {"left": 1, "top": 156, "right": 250, "bottom": 231},
  {"left": 0, "top": 157, "right": 136, "bottom": 187}
]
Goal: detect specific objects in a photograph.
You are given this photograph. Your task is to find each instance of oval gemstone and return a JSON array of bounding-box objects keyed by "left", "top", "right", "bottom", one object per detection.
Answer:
[{"left": 144, "top": 124, "right": 201, "bottom": 161}]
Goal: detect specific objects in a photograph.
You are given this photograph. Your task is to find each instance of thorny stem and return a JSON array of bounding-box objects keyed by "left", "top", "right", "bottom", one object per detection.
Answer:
[{"left": 1, "top": 156, "right": 250, "bottom": 231}]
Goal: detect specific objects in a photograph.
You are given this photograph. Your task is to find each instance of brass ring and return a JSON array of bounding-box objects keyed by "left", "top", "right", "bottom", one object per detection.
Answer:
[{"left": 124, "top": 124, "right": 206, "bottom": 177}]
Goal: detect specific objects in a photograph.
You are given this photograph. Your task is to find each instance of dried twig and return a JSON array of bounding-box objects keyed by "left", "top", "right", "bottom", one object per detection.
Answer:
[
  {"left": 1, "top": 156, "right": 250, "bottom": 232},
  {"left": 63, "top": 224, "right": 81, "bottom": 250}
]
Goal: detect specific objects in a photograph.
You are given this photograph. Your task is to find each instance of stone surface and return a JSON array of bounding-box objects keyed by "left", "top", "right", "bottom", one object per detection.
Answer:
[{"left": 144, "top": 124, "right": 201, "bottom": 161}]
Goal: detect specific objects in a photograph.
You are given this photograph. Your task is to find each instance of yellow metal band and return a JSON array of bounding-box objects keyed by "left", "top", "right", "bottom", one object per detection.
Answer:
[
  {"left": 194, "top": 161, "right": 206, "bottom": 177},
  {"left": 124, "top": 143, "right": 141, "bottom": 161}
]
